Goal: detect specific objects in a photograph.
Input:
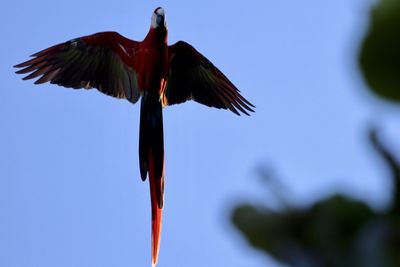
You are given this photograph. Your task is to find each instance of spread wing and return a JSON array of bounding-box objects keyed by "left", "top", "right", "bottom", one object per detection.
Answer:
[
  {"left": 14, "top": 31, "right": 141, "bottom": 103},
  {"left": 164, "top": 41, "right": 254, "bottom": 115}
]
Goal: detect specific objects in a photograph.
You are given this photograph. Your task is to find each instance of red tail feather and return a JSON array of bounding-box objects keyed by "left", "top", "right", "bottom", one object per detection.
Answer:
[
  {"left": 139, "top": 92, "right": 165, "bottom": 266},
  {"left": 149, "top": 150, "right": 164, "bottom": 266}
]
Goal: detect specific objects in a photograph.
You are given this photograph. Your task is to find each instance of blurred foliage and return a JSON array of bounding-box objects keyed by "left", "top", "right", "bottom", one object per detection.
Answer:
[
  {"left": 231, "top": 129, "right": 400, "bottom": 267},
  {"left": 359, "top": 0, "right": 400, "bottom": 101},
  {"left": 231, "top": 2, "right": 400, "bottom": 266}
]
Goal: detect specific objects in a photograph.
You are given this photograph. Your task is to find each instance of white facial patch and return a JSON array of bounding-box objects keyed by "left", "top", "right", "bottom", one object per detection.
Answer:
[{"left": 151, "top": 13, "right": 158, "bottom": 28}]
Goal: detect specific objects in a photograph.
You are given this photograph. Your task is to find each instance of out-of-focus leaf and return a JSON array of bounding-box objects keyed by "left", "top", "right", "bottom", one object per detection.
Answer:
[
  {"left": 359, "top": 0, "right": 400, "bottom": 101},
  {"left": 232, "top": 196, "right": 375, "bottom": 267},
  {"left": 231, "top": 128, "right": 400, "bottom": 267}
]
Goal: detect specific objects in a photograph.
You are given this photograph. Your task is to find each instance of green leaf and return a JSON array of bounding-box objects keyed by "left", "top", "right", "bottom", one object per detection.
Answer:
[{"left": 359, "top": 0, "right": 400, "bottom": 101}]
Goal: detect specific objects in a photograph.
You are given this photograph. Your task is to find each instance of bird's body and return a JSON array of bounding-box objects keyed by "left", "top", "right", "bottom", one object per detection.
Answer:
[
  {"left": 136, "top": 19, "right": 168, "bottom": 265},
  {"left": 136, "top": 28, "right": 168, "bottom": 93},
  {"left": 15, "top": 7, "right": 254, "bottom": 266}
]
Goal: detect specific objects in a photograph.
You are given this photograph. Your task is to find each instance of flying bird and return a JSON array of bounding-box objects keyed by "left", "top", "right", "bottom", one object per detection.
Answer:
[{"left": 14, "top": 7, "right": 254, "bottom": 266}]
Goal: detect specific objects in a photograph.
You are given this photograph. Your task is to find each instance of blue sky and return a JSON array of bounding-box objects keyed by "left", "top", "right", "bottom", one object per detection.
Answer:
[{"left": 2, "top": 1, "right": 400, "bottom": 267}]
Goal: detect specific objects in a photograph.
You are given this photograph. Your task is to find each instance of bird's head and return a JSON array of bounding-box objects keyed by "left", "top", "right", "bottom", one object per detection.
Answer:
[{"left": 151, "top": 7, "right": 166, "bottom": 29}]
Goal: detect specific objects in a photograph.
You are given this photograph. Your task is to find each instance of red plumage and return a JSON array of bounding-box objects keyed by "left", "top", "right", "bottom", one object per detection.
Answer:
[{"left": 14, "top": 7, "right": 254, "bottom": 266}]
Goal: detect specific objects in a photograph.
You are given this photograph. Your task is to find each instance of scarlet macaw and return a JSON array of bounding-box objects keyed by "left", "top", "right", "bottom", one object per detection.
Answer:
[{"left": 14, "top": 7, "right": 254, "bottom": 266}]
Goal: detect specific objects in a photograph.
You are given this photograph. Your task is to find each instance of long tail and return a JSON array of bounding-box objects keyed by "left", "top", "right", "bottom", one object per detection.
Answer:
[{"left": 139, "top": 91, "right": 164, "bottom": 267}]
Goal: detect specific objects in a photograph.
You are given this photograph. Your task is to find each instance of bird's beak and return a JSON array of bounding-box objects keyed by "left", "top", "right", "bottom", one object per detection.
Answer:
[{"left": 156, "top": 15, "right": 165, "bottom": 27}]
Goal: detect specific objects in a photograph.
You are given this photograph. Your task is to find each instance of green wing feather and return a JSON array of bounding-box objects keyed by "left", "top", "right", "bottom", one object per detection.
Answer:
[
  {"left": 15, "top": 32, "right": 141, "bottom": 104},
  {"left": 165, "top": 41, "right": 254, "bottom": 115}
]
